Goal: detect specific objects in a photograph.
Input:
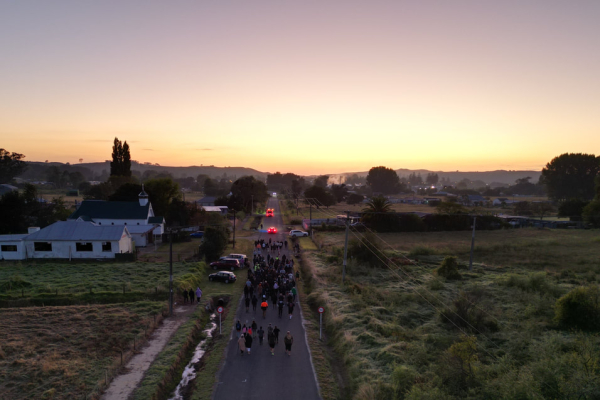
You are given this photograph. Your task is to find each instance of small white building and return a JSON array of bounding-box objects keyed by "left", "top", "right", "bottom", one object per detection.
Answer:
[
  {"left": 24, "top": 221, "right": 133, "bottom": 259},
  {"left": 202, "top": 206, "right": 228, "bottom": 216},
  {"left": 0, "top": 221, "right": 133, "bottom": 260},
  {"left": 0, "top": 234, "right": 28, "bottom": 260}
]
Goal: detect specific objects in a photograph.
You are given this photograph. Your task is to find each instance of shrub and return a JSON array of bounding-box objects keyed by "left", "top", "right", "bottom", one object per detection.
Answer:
[
  {"left": 436, "top": 257, "right": 461, "bottom": 280},
  {"left": 348, "top": 231, "right": 386, "bottom": 268},
  {"left": 440, "top": 288, "right": 498, "bottom": 333},
  {"left": 391, "top": 364, "right": 417, "bottom": 399},
  {"left": 555, "top": 285, "right": 600, "bottom": 331},
  {"left": 408, "top": 246, "right": 437, "bottom": 257}
]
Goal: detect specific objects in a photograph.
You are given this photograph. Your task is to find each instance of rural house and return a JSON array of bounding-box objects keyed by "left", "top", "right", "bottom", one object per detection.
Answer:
[
  {"left": 0, "top": 221, "right": 133, "bottom": 260},
  {"left": 67, "top": 188, "right": 164, "bottom": 247}
]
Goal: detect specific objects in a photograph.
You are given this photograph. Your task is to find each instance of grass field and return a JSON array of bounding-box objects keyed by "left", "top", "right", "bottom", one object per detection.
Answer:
[
  {"left": 0, "top": 261, "right": 204, "bottom": 297},
  {"left": 0, "top": 301, "right": 165, "bottom": 400},
  {"left": 301, "top": 228, "right": 600, "bottom": 399}
]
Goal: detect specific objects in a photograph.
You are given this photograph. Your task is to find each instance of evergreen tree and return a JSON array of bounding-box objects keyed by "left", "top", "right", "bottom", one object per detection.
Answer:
[{"left": 110, "top": 137, "right": 132, "bottom": 177}]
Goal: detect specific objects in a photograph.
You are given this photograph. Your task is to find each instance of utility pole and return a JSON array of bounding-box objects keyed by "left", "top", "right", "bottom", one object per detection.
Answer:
[
  {"left": 296, "top": 196, "right": 299, "bottom": 216},
  {"left": 232, "top": 209, "right": 236, "bottom": 249},
  {"left": 342, "top": 210, "right": 350, "bottom": 283},
  {"left": 169, "top": 230, "right": 173, "bottom": 316},
  {"left": 309, "top": 202, "right": 312, "bottom": 238},
  {"left": 251, "top": 195, "right": 254, "bottom": 216},
  {"left": 469, "top": 216, "right": 476, "bottom": 271}
]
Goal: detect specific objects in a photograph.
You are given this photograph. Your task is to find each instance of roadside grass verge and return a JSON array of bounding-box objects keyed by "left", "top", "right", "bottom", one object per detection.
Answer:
[
  {"left": 0, "top": 302, "right": 166, "bottom": 400},
  {"left": 188, "top": 239, "right": 252, "bottom": 399},
  {"left": 300, "top": 228, "right": 600, "bottom": 399},
  {"left": 128, "top": 240, "right": 253, "bottom": 400}
]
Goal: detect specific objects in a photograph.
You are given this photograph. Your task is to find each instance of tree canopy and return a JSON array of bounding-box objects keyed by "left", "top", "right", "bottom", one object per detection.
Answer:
[
  {"left": 0, "top": 148, "right": 27, "bottom": 183},
  {"left": 229, "top": 176, "right": 269, "bottom": 213},
  {"left": 110, "top": 137, "right": 132, "bottom": 177},
  {"left": 541, "top": 153, "right": 600, "bottom": 201},
  {"left": 366, "top": 166, "right": 402, "bottom": 194},
  {"left": 304, "top": 185, "right": 336, "bottom": 208}
]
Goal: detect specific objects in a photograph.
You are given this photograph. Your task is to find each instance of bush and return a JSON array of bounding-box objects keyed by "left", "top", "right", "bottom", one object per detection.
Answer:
[
  {"left": 348, "top": 231, "right": 386, "bottom": 268},
  {"left": 555, "top": 285, "right": 600, "bottom": 331},
  {"left": 436, "top": 256, "right": 461, "bottom": 280},
  {"left": 391, "top": 364, "right": 417, "bottom": 399},
  {"left": 198, "top": 226, "right": 229, "bottom": 262}
]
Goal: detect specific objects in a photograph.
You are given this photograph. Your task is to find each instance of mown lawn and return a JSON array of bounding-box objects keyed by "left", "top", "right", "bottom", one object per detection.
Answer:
[
  {"left": 0, "top": 302, "right": 165, "bottom": 400},
  {"left": 302, "top": 228, "right": 600, "bottom": 399}
]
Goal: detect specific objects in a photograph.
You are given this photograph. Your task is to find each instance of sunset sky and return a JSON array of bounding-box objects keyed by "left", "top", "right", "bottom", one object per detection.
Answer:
[{"left": 1, "top": 1, "right": 599, "bottom": 175}]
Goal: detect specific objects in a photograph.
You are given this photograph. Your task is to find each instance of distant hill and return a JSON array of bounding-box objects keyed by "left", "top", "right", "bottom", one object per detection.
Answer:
[
  {"left": 327, "top": 169, "right": 542, "bottom": 186},
  {"left": 19, "top": 161, "right": 268, "bottom": 182},
  {"left": 20, "top": 161, "right": 539, "bottom": 186}
]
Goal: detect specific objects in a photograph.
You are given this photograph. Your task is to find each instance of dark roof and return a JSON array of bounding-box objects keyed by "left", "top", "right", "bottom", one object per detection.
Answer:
[
  {"left": 69, "top": 200, "right": 150, "bottom": 220},
  {"left": 148, "top": 216, "right": 164, "bottom": 224},
  {"left": 25, "top": 221, "right": 128, "bottom": 241},
  {"left": 197, "top": 196, "right": 216, "bottom": 203}
]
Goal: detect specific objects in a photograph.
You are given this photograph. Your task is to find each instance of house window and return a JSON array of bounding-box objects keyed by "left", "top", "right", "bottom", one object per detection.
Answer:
[
  {"left": 34, "top": 242, "right": 52, "bottom": 252},
  {"left": 137, "top": 223, "right": 140, "bottom": 225},
  {"left": 124, "top": 223, "right": 127, "bottom": 225},
  {"left": 102, "top": 242, "right": 112, "bottom": 252},
  {"left": 111, "top": 222, "right": 114, "bottom": 225},
  {"left": 98, "top": 222, "right": 101, "bottom": 225},
  {"left": 1, "top": 245, "right": 17, "bottom": 252},
  {"left": 76, "top": 242, "right": 93, "bottom": 252}
]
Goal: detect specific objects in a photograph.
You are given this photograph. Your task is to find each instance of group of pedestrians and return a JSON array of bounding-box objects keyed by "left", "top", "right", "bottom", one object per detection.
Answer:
[
  {"left": 236, "top": 320, "right": 294, "bottom": 356},
  {"left": 235, "top": 233, "right": 299, "bottom": 357},
  {"left": 182, "top": 287, "right": 202, "bottom": 304}
]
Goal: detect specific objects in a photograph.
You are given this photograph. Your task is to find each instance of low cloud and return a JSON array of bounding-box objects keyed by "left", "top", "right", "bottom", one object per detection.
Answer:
[
  {"left": 142, "top": 148, "right": 154, "bottom": 151},
  {"left": 195, "top": 148, "right": 213, "bottom": 151}
]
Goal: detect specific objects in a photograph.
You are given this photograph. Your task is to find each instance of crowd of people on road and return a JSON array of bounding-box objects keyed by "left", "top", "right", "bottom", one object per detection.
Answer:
[{"left": 233, "top": 237, "right": 299, "bottom": 356}]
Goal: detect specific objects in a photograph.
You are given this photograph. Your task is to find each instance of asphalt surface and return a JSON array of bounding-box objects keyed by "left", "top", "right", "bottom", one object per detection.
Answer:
[{"left": 213, "top": 198, "right": 321, "bottom": 400}]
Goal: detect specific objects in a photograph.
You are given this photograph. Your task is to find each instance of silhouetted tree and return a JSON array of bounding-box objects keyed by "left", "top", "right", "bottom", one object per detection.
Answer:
[
  {"left": 541, "top": 153, "right": 600, "bottom": 201},
  {"left": 0, "top": 149, "right": 27, "bottom": 183},
  {"left": 366, "top": 166, "right": 402, "bottom": 194}
]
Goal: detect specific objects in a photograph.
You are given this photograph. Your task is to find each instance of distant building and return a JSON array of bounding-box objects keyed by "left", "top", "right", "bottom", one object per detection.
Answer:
[
  {"left": 197, "top": 196, "right": 216, "bottom": 206},
  {"left": 0, "top": 221, "right": 133, "bottom": 260},
  {"left": 67, "top": 187, "right": 163, "bottom": 247},
  {"left": 0, "top": 184, "right": 18, "bottom": 196},
  {"left": 202, "top": 206, "right": 228, "bottom": 216}
]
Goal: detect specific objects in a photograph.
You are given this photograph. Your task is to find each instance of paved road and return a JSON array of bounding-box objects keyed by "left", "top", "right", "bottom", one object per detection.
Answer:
[{"left": 213, "top": 198, "right": 321, "bottom": 400}]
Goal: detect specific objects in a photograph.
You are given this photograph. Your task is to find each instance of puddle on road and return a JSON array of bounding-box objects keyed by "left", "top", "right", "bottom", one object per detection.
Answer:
[{"left": 168, "top": 314, "right": 217, "bottom": 400}]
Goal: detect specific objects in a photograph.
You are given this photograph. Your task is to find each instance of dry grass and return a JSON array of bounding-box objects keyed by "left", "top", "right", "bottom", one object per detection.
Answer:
[{"left": 0, "top": 302, "right": 165, "bottom": 400}]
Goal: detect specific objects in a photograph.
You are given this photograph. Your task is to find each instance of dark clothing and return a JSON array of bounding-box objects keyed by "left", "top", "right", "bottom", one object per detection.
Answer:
[
  {"left": 258, "top": 328, "right": 265, "bottom": 344},
  {"left": 273, "top": 327, "right": 280, "bottom": 343},
  {"left": 188, "top": 289, "right": 194, "bottom": 301},
  {"left": 251, "top": 296, "right": 258, "bottom": 311},
  {"left": 245, "top": 334, "right": 253, "bottom": 349},
  {"left": 268, "top": 334, "right": 276, "bottom": 348}
]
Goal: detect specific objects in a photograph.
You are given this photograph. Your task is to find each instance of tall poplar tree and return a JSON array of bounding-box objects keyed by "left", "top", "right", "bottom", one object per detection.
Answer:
[{"left": 110, "top": 137, "right": 132, "bottom": 177}]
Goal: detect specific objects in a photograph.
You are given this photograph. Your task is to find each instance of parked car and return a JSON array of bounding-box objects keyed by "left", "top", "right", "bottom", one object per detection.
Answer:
[
  {"left": 267, "top": 227, "right": 277, "bottom": 234},
  {"left": 190, "top": 231, "right": 204, "bottom": 238},
  {"left": 220, "top": 253, "right": 247, "bottom": 265},
  {"left": 289, "top": 229, "right": 308, "bottom": 237},
  {"left": 208, "top": 271, "right": 236, "bottom": 283},
  {"left": 209, "top": 258, "right": 241, "bottom": 271}
]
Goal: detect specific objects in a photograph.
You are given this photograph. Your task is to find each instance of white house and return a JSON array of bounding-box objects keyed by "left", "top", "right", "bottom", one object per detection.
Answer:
[
  {"left": 0, "top": 234, "right": 28, "bottom": 260},
  {"left": 67, "top": 187, "right": 164, "bottom": 247},
  {"left": 202, "top": 206, "right": 228, "bottom": 216},
  {"left": 0, "top": 221, "right": 133, "bottom": 260}
]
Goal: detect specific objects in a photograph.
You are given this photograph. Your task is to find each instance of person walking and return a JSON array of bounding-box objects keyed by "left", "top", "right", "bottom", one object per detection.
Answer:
[
  {"left": 188, "top": 288, "right": 194, "bottom": 305},
  {"left": 235, "top": 320, "right": 242, "bottom": 338},
  {"left": 182, "top": 288, "right": 189, "bottom": 304},
  {"left": 258, "top": 326, "right": 264, "bottom": 345},
  {"left": 251, "top": 294, "right": 258, "bottom": 312},
  {"left": 244, "top": 332, "right": 253, "bottom": 355},
  {"left": 288, "top": 301, "right": 295, "bottom": 320},
  {"left": 284, "top": 331, "right": 294, "bottom": 355},
  {"left": 195, "top": 287, "right": 202, "bottom": 304},
  {"left": 268, "top": 330, "right": 276, "bottom": 356},
  {"left": 245, "top": 296, "right": 250, "bottom": 313},
  {"left": 238, "top": 334, "right": 246, "bottom": 356},
  {"left": 261, "top": 299, "right": 269, "bottom": 319},
  {"left": 278, "top": 299, "right": 284, "bottom": 318},
  {"left": 251, "top": 320, "right": 258, "bottom": 338},
  {"left": 291, "top": 287, "right": 297, "bottom": 302},
  {"left": 273, "top": 325, "right": 280, "bottom": 344}
]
